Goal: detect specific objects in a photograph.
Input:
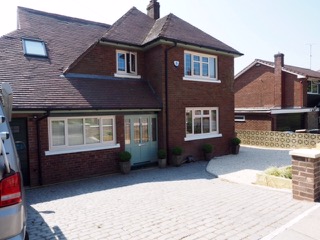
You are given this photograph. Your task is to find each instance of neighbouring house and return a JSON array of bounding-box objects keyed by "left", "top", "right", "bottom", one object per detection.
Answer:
[
  {"left": 0, "top": 0, "right": 242, "bottom": 186},
  {"left": 235, "top": 53, "right": 320, "bottom": 132}
]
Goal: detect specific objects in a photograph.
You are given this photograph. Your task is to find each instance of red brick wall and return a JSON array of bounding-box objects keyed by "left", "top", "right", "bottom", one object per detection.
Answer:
[
  {"left": 235, "top": 114, "right": 273, "bottom": 131},
  {"left": 235, "top": 64, "right": 306, "bottom": 108},
  {"left": 16, "top": 113, "right": 124, "bottom": 186},
  {"left": 166, "top": 47, "right": 235, "bottom": 158},
  {"left": 68, "top": 44, "right": 145, "bottom": 78}
]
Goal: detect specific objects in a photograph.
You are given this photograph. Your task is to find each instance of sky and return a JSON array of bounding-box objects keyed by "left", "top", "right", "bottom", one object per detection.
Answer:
[{"left": 0, "top": 0, "right": 319, "bottom": 74}]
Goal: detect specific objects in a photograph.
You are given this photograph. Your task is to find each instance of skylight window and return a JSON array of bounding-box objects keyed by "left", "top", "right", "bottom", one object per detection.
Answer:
[{"left": 22, "top": 39, "right": 47, "bottom": 57}]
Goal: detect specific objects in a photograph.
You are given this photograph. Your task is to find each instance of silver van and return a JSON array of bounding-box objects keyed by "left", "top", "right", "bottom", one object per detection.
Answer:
[{"left": 0, "top": 83, "right": 28, "bottom": 240}]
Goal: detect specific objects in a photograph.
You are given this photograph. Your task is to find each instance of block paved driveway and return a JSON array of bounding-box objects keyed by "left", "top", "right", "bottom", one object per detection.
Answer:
[{"left": 26, "top": 161, "right": 315, "bottom": 240}]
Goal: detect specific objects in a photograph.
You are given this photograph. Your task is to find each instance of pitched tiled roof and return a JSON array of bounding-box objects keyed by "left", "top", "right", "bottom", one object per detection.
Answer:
[
  {"left": 102, "top": 7, "right": 242, "bottom": 56},
  {"left": 236, "top": 59, "right": 320, "bottom": 79},
  {"left": 0, "top": 7, "right": 161, "bottom": 110},
  {"left": 257, "top": 59, "right": 320, "bottom": 79}
]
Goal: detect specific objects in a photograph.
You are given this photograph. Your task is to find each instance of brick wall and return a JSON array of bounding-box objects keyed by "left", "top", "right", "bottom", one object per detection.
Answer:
[
  {"left": 235, "top": 64, "right": 306, "bottom": 109},
  {"left": 166, "top": 47, "right": 235, "bottom": 158},
  {"left": 16, "top": 113, "right": 124, "bottom": 186},
  {"left": 68, "top": 44, "right": 145, "bottom": 78},
  {"left": 291, "top": 151, "right": 320, "bottom": 202},
  {"left": 235, "top": 113, "right": 273, "bottom": 131}
]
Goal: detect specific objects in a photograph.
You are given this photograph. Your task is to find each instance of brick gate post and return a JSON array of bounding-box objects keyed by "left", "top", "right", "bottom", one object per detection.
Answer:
[{"left": 289, "top": 149, "right": 320, "bottom": 202}]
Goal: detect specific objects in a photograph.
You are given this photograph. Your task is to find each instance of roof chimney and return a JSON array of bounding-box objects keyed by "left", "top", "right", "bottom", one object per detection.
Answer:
[
  {"left": 274, "top": 53, "right": 284, "bottom": 107},
  {"left": 147, "top": 0, "right": 160, "bottom": 20}
]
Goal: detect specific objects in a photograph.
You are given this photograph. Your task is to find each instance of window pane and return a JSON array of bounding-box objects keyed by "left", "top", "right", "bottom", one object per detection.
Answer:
[
  {"left": 202, "top": 62, "right": 208, "bottom": 77},
  {"left": 195, "top": 110, "right": 201, "bottom": 115},
  {"left": 85, "top": 118, "right": 100, "bottom": 144},
  {"left": 194, "top": 118, "right": 201, "bottom": 134},
  {"left": 134, "top": 119, "right": 140, "bottom": 144},
  {"left": 203, "top": 117, "right": 210, "bottom": 133},
  {"left": 203, "top": 110, "right": 209, "bottom": 115},
  {"left": 130, "top": 53, "right": 136, "bottom": 73},
  {"left": 125, "top": 119, "right": 130, "bottom": 144},
  {"left": 23, "top": 40, "right": 47, "bottom": 56},
  {"left": 141, "top": 118, "right": 148, "bottom": 143},
  {"left": 209, "top": 57, "right": 216, "bottom": 79},
  {"left": 193, "top": 55, "right": 200, "bottom": 61},
  {"left": 52, "top": 120, "right": 65, "bottom": 146},
  {"left": 211, "top": 110, "right": 217, "bottom": 132},
  {"left": 194, "top": 62, "right": 200, "bottom": 75},
  {"left": 185, "top": 54, "right": 192, "bottom": 76},
  {"left": 117, "top": 53, "right": 125, "bottom": 71},
  {"left": 103, "top": 118, "right": 114, "bottom": 142},
  {"left": 68, "top": 119, "right": 84, "bottom": 146},
  {"left": 186, "top": 110, "right": 193, "bottom": 134}
]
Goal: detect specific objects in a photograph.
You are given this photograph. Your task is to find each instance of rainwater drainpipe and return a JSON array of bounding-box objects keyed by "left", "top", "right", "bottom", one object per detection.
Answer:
[
  {"left": 36, "top": 111, "right": 50, "bottom": 185},
  {"left": 165, "top": 42, "right": 177, "bottom": 157}
]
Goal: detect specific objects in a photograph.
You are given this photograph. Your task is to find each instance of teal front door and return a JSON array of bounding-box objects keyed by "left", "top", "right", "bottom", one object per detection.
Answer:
[{"left": 125, "top": 115, "right": 157, "bottom": 165}]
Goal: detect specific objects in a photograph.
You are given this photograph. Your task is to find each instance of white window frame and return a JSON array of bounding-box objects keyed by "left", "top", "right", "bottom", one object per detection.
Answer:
[
  {"left": 46, "top": 116, "right": 119, "bottom": 156},
  {"left": 185, "top": 107, "right": 222, "bottom": 141},
  {"left": 307, "top": 81, "right": 320, "bottom": 94},
  {"left": 183, "top": 51, "right": 220, "bottom": 83},
  {"left": 235, "top": 115, "right": 245, "bottom": 122},
  {"left": 114, "top": 50, "right": 141, "bottom": 79},
  {"left": 22, "top": 38, "right": 47, "bottom": 57}
]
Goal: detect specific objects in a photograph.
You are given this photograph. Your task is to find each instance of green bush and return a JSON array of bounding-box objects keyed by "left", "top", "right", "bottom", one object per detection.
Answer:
[
  {"left": 119, "top": 151, "right": 131, "bottom": 162},
  {"left": 231, "top": 137, "right": 241, "bottom": 146},
  {"left": 172, "top": 146, "right": 182, "bottom": 156},
  {"left": 158, "top": 149, "right": 166, "bottom": 159},
  {"left": 265, "top": 166, "right": 292, "bottom": 179},
  {"left": 202, "top": 143, "right": 213, "bottom": 153}
]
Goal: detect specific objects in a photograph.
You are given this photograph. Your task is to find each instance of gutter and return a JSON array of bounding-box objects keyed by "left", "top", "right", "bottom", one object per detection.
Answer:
[{"left": 165, "top": 42, "right": 177, "bottom": 158}]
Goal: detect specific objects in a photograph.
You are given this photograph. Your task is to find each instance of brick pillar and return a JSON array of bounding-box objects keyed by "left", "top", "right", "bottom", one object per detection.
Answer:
[{"left": 290, "top": 149, "right": 320, "bottom": 202}]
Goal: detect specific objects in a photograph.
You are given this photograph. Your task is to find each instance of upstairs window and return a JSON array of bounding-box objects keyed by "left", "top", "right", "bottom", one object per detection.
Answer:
[
  {"left": 184, "top": 51, "right": 218, "bottom": 82},
  {"left": 307, "top": 81, "right": 320, "bottom": 94},
  {"left": 115, "top": 50, "right": 140, "bottom": 79},
  {"left": 22, "top": 39, "right": 47, "bottom": 57}
]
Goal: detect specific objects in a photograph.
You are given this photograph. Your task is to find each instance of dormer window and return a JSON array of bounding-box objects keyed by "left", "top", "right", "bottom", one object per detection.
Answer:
[
  {"left": 22, "top": 38, "right": 47, "bottom": 57},
  {"left": 114, "top": 50, "right": 141, "bottom": 79}
]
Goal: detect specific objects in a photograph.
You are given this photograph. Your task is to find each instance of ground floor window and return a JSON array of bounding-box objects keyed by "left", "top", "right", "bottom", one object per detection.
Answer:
[
  {"left": 185, "top": 107, "right": 221, "bottom": 141},
  {"left": 49, "top": 116, "right": 116, "bottom": 150}
]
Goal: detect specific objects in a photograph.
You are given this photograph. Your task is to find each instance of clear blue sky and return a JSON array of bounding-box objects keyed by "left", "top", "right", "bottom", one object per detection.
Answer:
[{"left": 0, "top": 0, "right": 319, "bottom": 74}]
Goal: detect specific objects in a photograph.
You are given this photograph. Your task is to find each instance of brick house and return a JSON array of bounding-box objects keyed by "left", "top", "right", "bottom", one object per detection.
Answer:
[
  {"left": 235, "top": 53, "right": 320, "bottom": 132},
  {"left": 0, "top": 1, "right": 242, "bottom": 186}
]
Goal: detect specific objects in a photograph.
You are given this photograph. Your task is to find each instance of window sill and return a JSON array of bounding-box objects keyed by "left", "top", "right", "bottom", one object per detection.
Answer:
[
  {"left": 183, "top": 76, "right": 221, "bottom": 83},
  {"left": 45, "top": 143, "right": 120, "bottom": 156},
  {"left": 184, "top": 133, "right": 222, "bottom": 141},
  {"left": 114, "top": 73, "right": 141, "bottom": 79}
]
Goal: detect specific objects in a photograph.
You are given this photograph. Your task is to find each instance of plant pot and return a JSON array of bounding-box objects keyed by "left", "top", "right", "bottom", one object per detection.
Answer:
[
  {"left": 158, "top": 158, "right": 167, "bottom": 168},
  {"left": 119, "top": 161, "right": 131, "bottom": 174},
  {"left": 231, "top": 145, "right": 240, "bottom": 154},
  {"left": 172, "top": 155, "right": 183, "bottom": 167}
]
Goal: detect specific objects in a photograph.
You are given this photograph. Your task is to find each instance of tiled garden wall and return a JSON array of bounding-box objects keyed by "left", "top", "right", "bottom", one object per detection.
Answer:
[{"left": 237, "top": 130, "right": 320, "bottom": 149}]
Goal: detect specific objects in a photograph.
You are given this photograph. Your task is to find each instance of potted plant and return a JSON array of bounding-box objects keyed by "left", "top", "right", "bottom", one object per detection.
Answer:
[
  {"left": 231, "top": 137, "right": 241, "bottom": 154},
  {"left": 171, "top": 146, "right": 183, "bottom": 167},
  {"left": 119, "top": 151, "right": 131, "bottom": 174},
  {"left": 157, "top": 149, "right": 167, "bottom": 168},
  {"left": 202, "top": 143, "right": 213, "bottom": 161}
]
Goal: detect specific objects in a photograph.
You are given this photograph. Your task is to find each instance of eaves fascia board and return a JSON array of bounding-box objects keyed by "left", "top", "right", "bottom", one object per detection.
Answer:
[{"left": 100, "top": 37, "right": 243, "bottom": 57}]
